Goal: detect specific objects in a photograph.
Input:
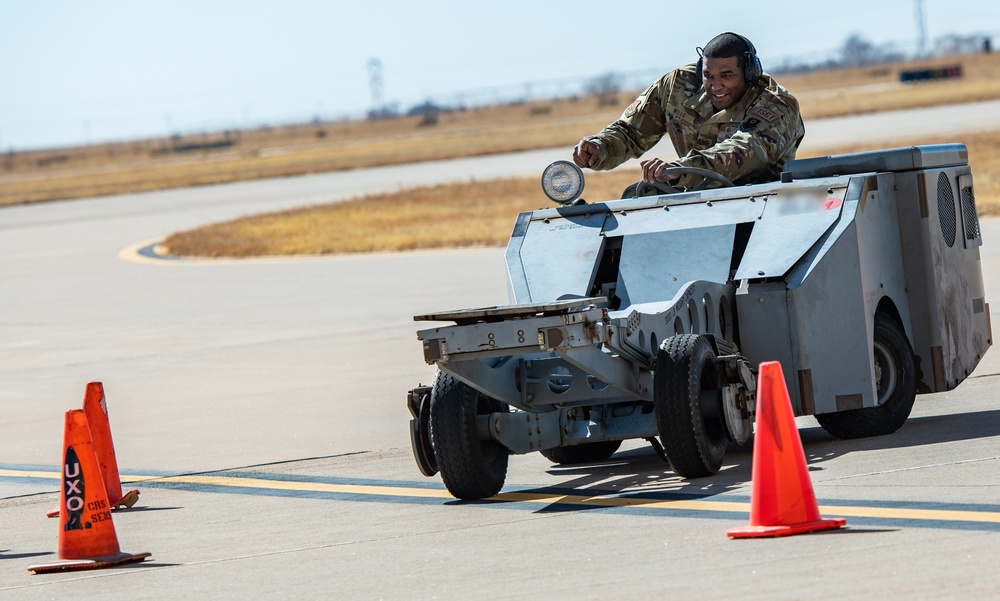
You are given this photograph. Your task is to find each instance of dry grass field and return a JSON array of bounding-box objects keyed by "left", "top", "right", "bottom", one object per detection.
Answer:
[
  {"left": 163, "top": 129, "right": 1000, "bottom": 257},
  {"left": 4, "top": 52, "right": 1000, "bottom": 209}
]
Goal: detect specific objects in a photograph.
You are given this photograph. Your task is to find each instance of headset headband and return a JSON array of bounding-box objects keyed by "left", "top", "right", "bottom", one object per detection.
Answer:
[{"left": 695, "top": 32, "right": 762, "bottom": 83}]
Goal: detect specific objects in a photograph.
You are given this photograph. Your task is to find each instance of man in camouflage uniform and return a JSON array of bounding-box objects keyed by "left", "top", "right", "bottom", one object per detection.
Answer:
[{"left": 573, "top": 32, "right": 804, "bottom": 191}]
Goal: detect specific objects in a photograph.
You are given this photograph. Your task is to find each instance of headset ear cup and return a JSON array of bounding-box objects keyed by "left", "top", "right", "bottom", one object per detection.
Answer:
[
  {"left": 695, "top": 56, "right": 702, "bottom": 81},
  {"left": 722, "top": 32, "right": 762, "bottom": 83},
  {"left": 746, "top": 55, "right": 763, "bottom": 82}
]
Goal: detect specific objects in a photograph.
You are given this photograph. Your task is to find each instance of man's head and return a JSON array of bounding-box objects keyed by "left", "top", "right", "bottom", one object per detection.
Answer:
[{"left": 699, "top": 32, "right": 760, "bottom": 110}]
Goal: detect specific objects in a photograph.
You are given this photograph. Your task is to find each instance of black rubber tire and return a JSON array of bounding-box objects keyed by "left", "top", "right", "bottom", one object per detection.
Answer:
[
  {"left": 653, "top": 335, "right": 727, "bottom": 478},
  {"left": 540, "top": 440, "right": 623, "bottom": 465},
  {"left": 429, "top": 371, "right": 509, "bottom": 500},
  {"left": 409, "top": 389, "right": 438, "bottom": 477},
  {"left": 816, "top": 313, "right": 917, "bottom": 439}
]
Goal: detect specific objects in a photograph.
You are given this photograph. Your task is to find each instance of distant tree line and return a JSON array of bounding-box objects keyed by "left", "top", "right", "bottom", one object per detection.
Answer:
[
  {"left": 772, "top": 31, "right": 994, "bottom": 73},
  {"left": 375, "top": 31, "right": 995, "bottom": 123}
]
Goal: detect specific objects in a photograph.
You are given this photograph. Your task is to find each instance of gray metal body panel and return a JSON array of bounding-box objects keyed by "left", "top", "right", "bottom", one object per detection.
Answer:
[
  {"left": 506, "top": 210, "right": 606, "bottom": 302},
  {"left": 733, "top": 189, "right": 844, "bottom": 281},
  {"left": 783, "top": 143, "right": 968, "bottom": 180},
  {"left": 894, "top": 167, "right": 990, "bottom": 392},
  {"left": 738, "top": 175, "right": 911, "bottom": 414},
  {"left": 418, "top": 144, "right": 991, "bottom": 454},
  {"left": 615, "top": 226, "right": 733, "bottom": 306}
]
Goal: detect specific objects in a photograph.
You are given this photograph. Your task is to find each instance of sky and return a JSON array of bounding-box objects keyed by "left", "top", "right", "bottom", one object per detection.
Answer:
[{"left": 1, "top": 0, "right": 998, "bottom": 150}]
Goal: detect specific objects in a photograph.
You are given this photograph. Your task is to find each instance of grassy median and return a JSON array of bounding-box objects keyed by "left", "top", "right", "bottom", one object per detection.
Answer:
[
  {"left": 3, "top": 53, "right": 1000, "bottom": 209},
  {"left": 163, "top": 130, "right": 1000, "bottom": 257}
]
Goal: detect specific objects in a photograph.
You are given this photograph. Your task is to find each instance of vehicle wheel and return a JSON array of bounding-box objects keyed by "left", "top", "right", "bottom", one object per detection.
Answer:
[
  {"left": 429, "top": 371, "right": 509, "bottom": 500},
  {"left": 653, "top": 335, "right": 728, "bottom": 478},
  {"left": 408, "top": 387, "right": 438, "bottom": 477},
  {"left": 816, "top": 313, "right": 916, "bottom": 439},
  {"left": 540, "top": 440, "right": 623, "bottom": 465}
]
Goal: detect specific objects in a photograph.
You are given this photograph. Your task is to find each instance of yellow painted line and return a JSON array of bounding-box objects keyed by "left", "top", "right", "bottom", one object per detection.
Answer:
[
  {"left": 117, "top": 238, "right": 176, "bottom": 265},
  {"left": 151, "top": 474, "right": 457, "bottom": 500},
  {"left": 0, "top": 469, "right": 59, "bottom": 480},
  {"left": 127, "top": 475, "right": 748, "bottom": 510},
  {"left": 117, "top": 238, "right": 497, "bottom": 266},
  {"left": 5, "top": 469, "right": 1000, "bottom": 525},
  {"left": 117, "top": 238, "right": 304, "bottom": 266},
  {"left": 496, "top": 490, "right": 749, "bottom": 513},
  {"left": 483, "top": 492, "right": 1000, "bottom": 523},
  {"left": 0, "top": 470, "right": 455, "bottom": 500},
  {"left": 814, "top": 504, "right": 1000, "bottom": 524}
]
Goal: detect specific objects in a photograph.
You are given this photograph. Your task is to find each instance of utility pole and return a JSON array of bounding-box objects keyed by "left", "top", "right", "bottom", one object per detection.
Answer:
[
  {"left": 914, "top": 0, "right": 928, "bottom": 57},
  {"left": 368, "top": 58, "right": 384, "bottom": 118}
]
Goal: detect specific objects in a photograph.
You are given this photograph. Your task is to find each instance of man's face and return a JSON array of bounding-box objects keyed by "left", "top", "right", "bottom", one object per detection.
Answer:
[{"left": 702, "top": 56, "right": 748, "bottom": 110}]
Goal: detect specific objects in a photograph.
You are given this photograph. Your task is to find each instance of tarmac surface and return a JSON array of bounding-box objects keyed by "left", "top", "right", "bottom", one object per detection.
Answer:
[{"left": 2, "top": 101, "right": 999, "bottom": 599}]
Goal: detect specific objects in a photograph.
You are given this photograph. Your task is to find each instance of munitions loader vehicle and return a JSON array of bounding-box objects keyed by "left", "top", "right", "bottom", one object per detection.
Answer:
[{"left": 406, "top": 144, "right": 992, "bottom": 500}]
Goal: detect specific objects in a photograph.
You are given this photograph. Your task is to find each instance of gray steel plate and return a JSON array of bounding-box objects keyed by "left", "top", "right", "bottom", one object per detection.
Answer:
[{"left": 414, "top": 296, "right": 607, "bottom": 324}]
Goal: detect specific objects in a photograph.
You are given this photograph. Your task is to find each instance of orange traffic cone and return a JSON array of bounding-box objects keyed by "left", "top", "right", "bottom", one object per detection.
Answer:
[
  {"left": 47, "top": 382, "right": 139, "bottom": 518},
  {"left": 83, "top": 382, "right": 140, "bottom": 510},
  {"left": 727, "top": 361, "right": 846, "bottom": 538},
  {"left": 28, "top": 410, "right": 150, "bottom": 574}
]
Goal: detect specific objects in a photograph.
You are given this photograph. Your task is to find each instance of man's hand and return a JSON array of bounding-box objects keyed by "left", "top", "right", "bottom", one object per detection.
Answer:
[
  {"left": 573, "top": 139, "right": 601, "bottom": 168},
  {"left": 640, "top": 158, "right": 681, "bottom": 183}
]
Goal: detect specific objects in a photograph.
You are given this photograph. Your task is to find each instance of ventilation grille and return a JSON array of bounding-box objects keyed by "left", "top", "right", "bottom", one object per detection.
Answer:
[
  {"left": 936, "top": 172, "right": 956, "bottom": 248},
  {"left": 961, "top": 186, "right": 980, "bottom": 241}
]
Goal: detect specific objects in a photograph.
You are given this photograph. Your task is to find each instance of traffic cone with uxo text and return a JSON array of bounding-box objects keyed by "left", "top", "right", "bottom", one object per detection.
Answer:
[
  {"left": 28, "top": 410, "right": 150, "bottom": 573},
  {"left": 47, "top": 382, "right": 139, "bottom": 518},
  {"left": 727, "top": 361, "right": 846, "bottom": 538}
]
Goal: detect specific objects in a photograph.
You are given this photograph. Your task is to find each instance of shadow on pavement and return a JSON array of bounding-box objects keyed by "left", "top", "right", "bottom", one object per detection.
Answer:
[
  {"left": 0, "top": 550, "right": 53, "bottom": 561},
  {"left": 801, "top": 408, "right": 1000, "bottom": 468},
  {"left": 474, "top": 407, "right": 999, "bottom": 512},
  {"left": 117, "top": 506, "right": 184, "bottom": 513}
]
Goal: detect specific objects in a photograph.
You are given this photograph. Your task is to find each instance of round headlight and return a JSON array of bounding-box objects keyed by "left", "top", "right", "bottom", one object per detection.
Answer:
[{"left": 541, "top": 161, "right": 585, "bottom": 204}]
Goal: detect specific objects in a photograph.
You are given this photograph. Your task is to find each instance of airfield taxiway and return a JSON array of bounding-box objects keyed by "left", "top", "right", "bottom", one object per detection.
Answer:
[{"left": 1, "top": 100, "right": 998, "bottom": 599}]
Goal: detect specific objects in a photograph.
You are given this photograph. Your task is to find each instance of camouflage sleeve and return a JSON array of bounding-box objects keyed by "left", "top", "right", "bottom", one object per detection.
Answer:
[
  {"left": 674, "top": 98, "right": 804, "bottom": 184},
  {"left": 586, "top": 74, "right": 672, "bottom": 171}
]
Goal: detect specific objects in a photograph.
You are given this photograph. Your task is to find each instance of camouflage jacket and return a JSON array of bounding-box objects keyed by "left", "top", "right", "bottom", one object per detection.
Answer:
[{"left": 586, "top": 64, "right": 805, "bottom": 186}]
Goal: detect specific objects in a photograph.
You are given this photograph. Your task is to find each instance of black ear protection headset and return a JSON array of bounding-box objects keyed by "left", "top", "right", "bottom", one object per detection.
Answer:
[{"left": 695, "top": 32, "right": 763, "bottom": 83}]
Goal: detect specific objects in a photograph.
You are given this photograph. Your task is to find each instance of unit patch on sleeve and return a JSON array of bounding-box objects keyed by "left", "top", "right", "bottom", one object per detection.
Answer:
[{"left": 624, "top": 96, "right": 643, "bottom": 118}]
